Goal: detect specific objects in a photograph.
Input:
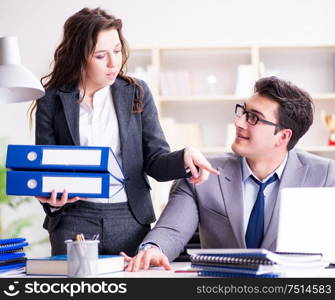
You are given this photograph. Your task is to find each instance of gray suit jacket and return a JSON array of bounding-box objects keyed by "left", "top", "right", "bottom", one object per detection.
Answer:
[
  {"left": 142, "top": 150, "right": 335, "bottom": 261},
  {"left": 35, "top": 77, "right": 188, "bottom": 232}
]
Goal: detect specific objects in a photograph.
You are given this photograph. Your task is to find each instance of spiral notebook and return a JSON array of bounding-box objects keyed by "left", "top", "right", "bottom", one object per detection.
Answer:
[
  {"left": 0, "top": 238, "right": 29, "bottom": 254},
  {"left": 0, "top": 238, "right": 28, "bottom": 276},
  {"left": 188, "top": 248, "right": 327, "bottom": 277},
  {"left": 188, "top": 249, "right": 323, "bottom": 266}
]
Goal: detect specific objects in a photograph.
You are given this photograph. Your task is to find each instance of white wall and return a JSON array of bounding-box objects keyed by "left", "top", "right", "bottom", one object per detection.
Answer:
[
  {"left": 1, "top": 0, "right": 335, "bottom": 144},
  {"left": 0, "top": 0, "right": 335, "bottom": 255}
]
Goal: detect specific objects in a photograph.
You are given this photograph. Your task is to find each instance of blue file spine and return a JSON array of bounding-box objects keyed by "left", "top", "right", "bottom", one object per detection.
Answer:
[
  {"left": 6, "top": 170, "right": 124, "bottom": 198},
  {"left": 6, "top": 145, "right": 125, "bottom": 178}
]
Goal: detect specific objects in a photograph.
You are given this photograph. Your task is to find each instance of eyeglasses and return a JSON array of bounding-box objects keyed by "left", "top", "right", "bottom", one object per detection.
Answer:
[{"left": 235, "top": 104, "right": 281, "bottom": 128}]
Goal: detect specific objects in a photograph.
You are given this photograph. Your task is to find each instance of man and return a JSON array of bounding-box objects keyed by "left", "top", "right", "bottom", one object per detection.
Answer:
[{"left": 123, "top": 76, "right": 335, "bottom": 271}]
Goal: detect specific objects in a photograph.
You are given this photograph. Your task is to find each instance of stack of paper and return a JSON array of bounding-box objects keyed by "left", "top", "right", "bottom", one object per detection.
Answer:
[
  {"left": 187, "top": 248, "right": 329, "bottom": 278},
  {"left": 6, "top": 145, "right": 126, "bottom": 198}
]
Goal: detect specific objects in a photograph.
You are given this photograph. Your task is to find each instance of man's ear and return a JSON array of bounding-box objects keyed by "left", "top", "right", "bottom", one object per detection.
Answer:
[{"left": 276, "top": 128, "right": 292, "bottom": 147}]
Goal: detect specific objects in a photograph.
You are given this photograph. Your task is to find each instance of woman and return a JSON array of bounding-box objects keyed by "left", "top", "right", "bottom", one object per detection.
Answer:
[{"left": 31, "top": 7, "right": 218, "bottom": 256}]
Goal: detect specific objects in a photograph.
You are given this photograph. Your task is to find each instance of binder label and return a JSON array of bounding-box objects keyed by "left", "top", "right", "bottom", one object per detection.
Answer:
[
  {"left": 42, "top": 176, "right": 102, "bottom": 193},
  {"left": 42, "top": 149, "right": 102, "bottom": 166}
]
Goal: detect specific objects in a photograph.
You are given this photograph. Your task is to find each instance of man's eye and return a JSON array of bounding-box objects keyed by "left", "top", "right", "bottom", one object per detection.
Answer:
[
  {"left": 249, "top": 113, "right": 258, "bottom": 122},
  {"left": 95, "top": 55, "right": 105, "bottom": 59}
]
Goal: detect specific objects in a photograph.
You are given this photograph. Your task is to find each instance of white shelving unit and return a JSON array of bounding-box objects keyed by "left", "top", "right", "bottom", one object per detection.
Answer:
[{"left": 127, "top": 45, "right": 335, "bottom": 215}]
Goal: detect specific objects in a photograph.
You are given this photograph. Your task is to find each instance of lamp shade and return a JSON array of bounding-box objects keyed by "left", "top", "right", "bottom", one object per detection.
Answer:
[{"left": 0, "top": 36, "right": 45, "bottom": 103}]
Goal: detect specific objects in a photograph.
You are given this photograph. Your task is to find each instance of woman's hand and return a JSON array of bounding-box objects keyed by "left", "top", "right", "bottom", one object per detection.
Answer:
[
  {"left": 36, "top": 189, "right": 82, "bottom": 207},
  {"left": 184, "top": 146, "right": 220, "bottom": 184}
]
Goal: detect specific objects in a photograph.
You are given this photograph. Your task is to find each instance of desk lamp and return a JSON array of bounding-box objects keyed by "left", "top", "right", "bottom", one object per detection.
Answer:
[{"left": 0, "top": 36, "right": 44, "bottom": 103}]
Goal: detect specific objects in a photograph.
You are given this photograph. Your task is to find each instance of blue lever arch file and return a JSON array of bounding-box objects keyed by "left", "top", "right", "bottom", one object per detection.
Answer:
[
  {"left": 6, "top": 145, "right": 125, "bottom": 180},
  {"left": 6, "top": 170, "right": 125, "bottom": 198}
]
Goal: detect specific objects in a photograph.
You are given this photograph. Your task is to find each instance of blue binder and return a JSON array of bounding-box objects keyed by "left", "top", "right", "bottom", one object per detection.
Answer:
[
  {"left": 0, "top": 253, "right": 26, "bottom": 260},
  {"left": 6, "top": 145, "right": 125, "bottom": 179},
  {"left": 0, "top": 242, "right": 29, "bottom": 254},
  {"left": 0, "top": 262, "right": 26, "bottom": 271},
  {"left": 6, "top": 170, "right": 125, "bottom": 198},
  {"left": 0, "top": 238, "right": 26, "bottom": 245}
]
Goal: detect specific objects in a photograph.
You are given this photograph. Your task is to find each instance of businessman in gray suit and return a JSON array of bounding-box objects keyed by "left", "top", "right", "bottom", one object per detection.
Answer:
[{"left": 123, "top": 76, "right": 335, "bottom": 271}]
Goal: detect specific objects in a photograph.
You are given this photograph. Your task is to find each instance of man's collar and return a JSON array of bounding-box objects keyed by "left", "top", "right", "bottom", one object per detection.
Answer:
[{"left": 241, "top": 153, "right": 288, "bottom": 182}]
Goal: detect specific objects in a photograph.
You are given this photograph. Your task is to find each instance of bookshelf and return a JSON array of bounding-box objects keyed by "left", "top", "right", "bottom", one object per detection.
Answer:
[{"left": 127, "top": 45, "right": 335, "bottom": 215}]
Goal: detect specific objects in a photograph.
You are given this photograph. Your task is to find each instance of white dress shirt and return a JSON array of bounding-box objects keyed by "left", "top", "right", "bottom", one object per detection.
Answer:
[
  {"left": 79, "top": 85, "right": 127, "bottom": 203},
  {"left": 241, "top": 155, "right": 288, "bottom": 236}
]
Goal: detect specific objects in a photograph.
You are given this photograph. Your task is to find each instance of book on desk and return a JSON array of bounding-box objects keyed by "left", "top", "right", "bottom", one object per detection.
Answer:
[{"left": 26, "top": 254, "right": 125, "bottom": 276}]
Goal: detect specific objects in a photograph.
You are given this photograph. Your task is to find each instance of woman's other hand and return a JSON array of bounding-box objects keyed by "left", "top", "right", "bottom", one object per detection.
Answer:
[
  {"left": 36, "top": 189, "right": 82, "bottom": 207},
  {"left": 184, "top": 146, "right": 220, "bottom": 184}
]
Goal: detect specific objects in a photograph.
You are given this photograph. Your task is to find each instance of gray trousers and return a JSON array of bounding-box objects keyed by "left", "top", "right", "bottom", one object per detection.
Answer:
[{"left": 49, "top": 201, "right": 150, "bottom": 256}]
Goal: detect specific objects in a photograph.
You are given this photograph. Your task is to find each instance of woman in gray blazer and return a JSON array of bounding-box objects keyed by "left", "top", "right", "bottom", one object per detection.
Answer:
[{"left": 29, "top": 7, "right": 218, "bottom": 256}]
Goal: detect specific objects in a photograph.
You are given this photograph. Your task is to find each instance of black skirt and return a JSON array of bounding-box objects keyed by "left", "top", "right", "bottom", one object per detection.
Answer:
[{"left": 49, "top": 201, "right": 151, "bottom": 256}]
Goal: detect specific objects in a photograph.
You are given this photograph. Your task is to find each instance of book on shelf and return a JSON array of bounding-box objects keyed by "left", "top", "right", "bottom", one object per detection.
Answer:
[
  {"left": 187, "top": 248, "right": 328, "bottom": 277},
  {"left": 6, "top": 145, "right": 125, "bottom": 180},
  {"left": 26, "top": 254, "right": 125, "bottom": 276},
  {"left": 160, "top": 71, "right": 193, "bottom": 96},
  {"left": 160, "top": 118, "right": 202, "bottom": 150},
  {"left": 6, "top": 170, "right": 125, "bottom": 198},
  {"left": 234, "top": 64, "right": 255, "bottom": 97}
]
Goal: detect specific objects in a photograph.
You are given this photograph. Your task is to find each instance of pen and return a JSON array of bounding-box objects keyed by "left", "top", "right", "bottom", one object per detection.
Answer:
[
  {"left": 174, "top": 268, "right": 198, "bottom": 273},
  {"left": 75, "top": 233, "right": 92, "bottom": 276}
]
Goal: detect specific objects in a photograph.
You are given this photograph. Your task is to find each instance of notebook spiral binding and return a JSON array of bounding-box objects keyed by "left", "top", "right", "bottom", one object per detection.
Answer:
[
  {"left": 0, "top": 240, "right": 29, "bottom": 254},
  {"left": 190, "top": 254, "right": 275, "bottom": 265},
  {"left": 0, "top": 248, "right": 25, "bottom": 254}
]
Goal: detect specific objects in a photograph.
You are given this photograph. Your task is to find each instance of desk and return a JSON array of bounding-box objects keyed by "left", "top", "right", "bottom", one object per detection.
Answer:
[
  {"left": 18, "top": 262, "right": 335, "bottom": 278},
  {"left": 102, "top": 262, "right": 197, "bottom": 278},
  {"left": 102, "top": 263, "right": 335, "bottom": 278}
]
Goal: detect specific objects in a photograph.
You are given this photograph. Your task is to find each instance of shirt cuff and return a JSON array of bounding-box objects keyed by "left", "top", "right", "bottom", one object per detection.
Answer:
[{"left": 137, "top": 242, "right": 162, "bottom": 253}]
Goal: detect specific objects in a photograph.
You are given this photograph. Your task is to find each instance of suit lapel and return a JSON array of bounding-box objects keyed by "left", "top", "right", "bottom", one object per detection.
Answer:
[
  {"left": 218, "top": 157, "right": 245, "bottom": 248},
  {"left": 262, "top": 150, "right": 309, "bottom": 249},
  {"left": 111, "top": 78, "right": 135, "bottom": 148},
  {"left": 57, "top": 88, "right": 80, "bottom": 145}
]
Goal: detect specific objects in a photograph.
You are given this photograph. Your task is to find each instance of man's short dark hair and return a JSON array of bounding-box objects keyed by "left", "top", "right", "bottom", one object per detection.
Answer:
[{"left": 254, "top": 76, "right": 314, "bottom": 151}]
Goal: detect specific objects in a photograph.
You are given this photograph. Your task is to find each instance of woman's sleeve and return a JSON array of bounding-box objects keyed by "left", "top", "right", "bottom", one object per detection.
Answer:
[
  {"left": 140, "top": 80, "right": 188, "bottom": 181},
  {"left": 35, "top": 91, "right": 57, "bottom": 145}
]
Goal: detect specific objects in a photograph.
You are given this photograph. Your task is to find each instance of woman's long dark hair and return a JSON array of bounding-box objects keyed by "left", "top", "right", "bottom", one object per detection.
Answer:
[{"left": 29, "top": 7, "right": 143, "bottom": 124}]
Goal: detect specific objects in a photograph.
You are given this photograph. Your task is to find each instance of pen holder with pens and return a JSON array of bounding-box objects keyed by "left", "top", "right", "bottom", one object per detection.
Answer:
[{"left": 65, "top": 240, "right": 99, "bottom": 277}]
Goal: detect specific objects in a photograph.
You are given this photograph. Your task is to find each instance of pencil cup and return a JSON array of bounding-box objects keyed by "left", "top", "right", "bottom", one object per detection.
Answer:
[{"left": 65, "top": 240, "right": 99, "bottom": 277}]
